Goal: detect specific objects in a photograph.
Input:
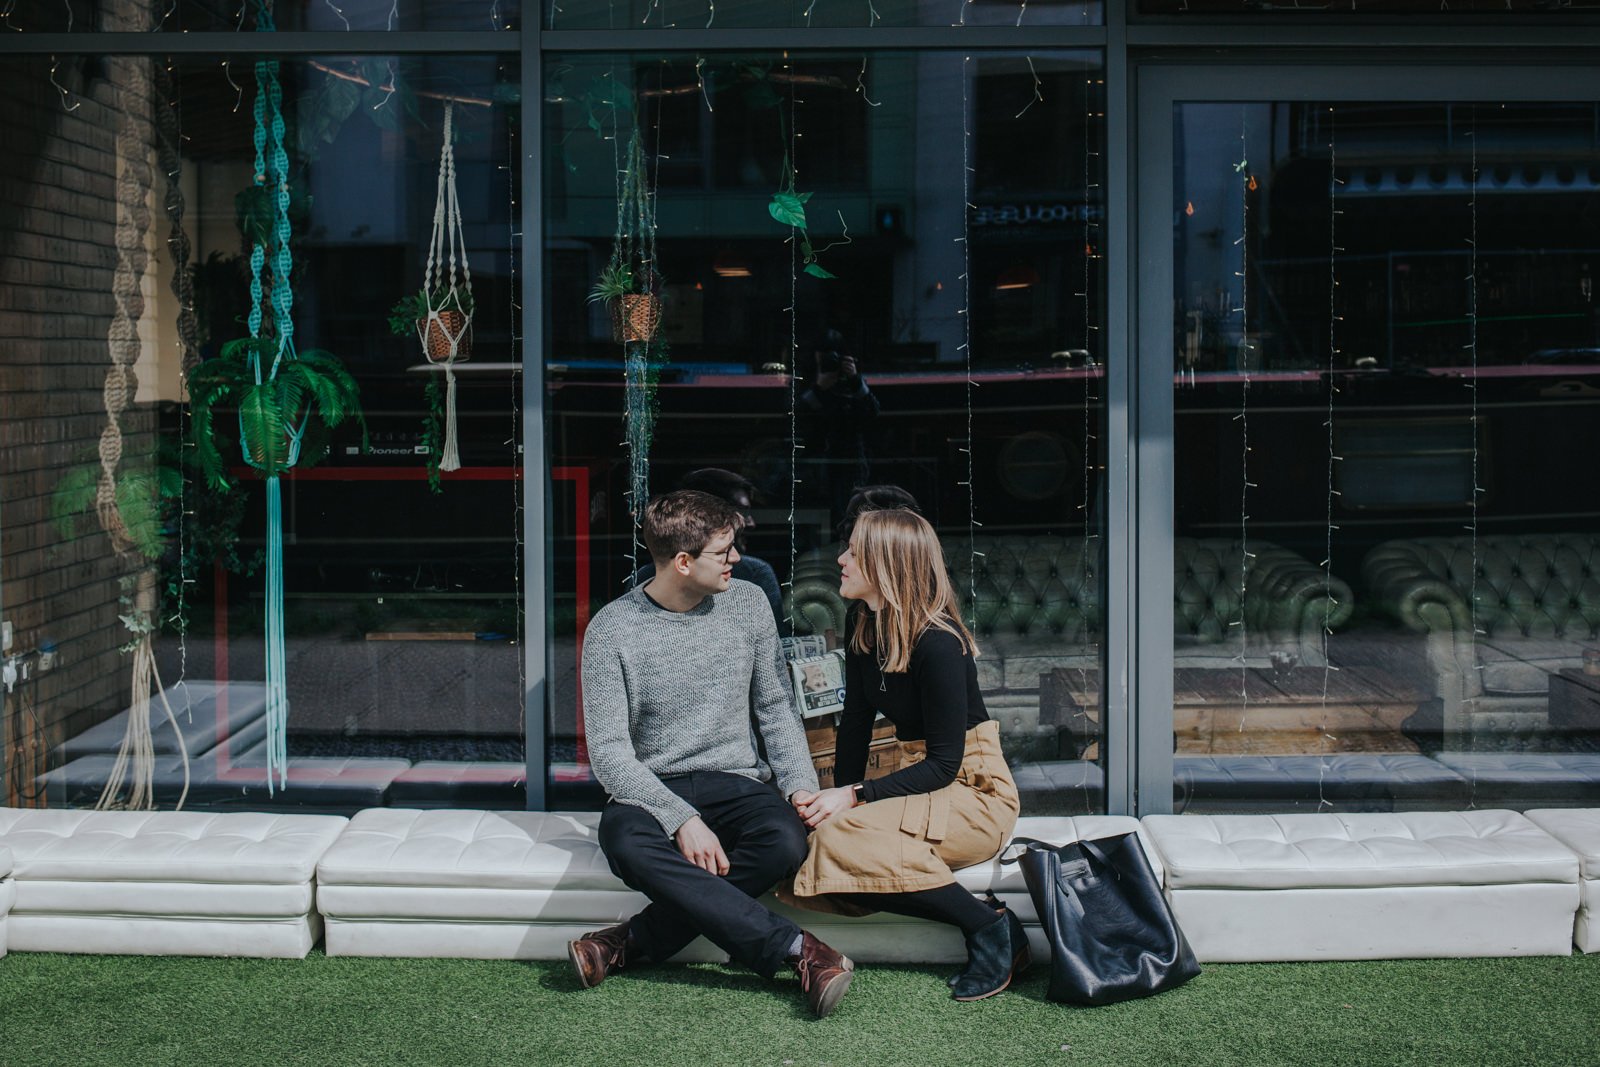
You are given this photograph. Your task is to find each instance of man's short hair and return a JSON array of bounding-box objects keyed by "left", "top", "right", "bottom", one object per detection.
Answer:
[{"left": 642, "top": 490, "right": 742, "bottom": 566}]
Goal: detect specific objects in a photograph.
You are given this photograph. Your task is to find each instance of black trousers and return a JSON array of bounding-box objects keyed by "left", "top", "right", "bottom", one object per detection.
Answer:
[{"left": 598, "top": 771, "right": 809, "bottom": 979}]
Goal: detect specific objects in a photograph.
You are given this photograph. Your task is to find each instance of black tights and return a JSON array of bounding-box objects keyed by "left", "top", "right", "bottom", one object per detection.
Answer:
[{"left": 837, "top": 883, "right": 1000, "bottom": 937}]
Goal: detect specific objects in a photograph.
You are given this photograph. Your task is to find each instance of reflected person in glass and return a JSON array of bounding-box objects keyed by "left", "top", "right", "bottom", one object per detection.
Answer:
[
  {"left": 631, "top": 467, "right": 785, "bottom": 632},
  {"left": 783, "top": 508, "right": 1025, "bottom": 1002}
]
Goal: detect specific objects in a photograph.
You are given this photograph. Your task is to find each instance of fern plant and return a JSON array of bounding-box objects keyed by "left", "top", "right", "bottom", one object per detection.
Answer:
[{"left": 188, "top": 337, "right": 366, "bottom": 490}]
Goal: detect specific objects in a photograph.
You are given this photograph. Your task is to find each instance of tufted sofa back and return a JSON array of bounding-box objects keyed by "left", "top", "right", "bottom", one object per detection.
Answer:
[
  {"left": 787, "top": 535, "right": 1352, "bottom": 645},
  {"left": 1364, "top": 534, "right": 1600, "bottom": 641}
]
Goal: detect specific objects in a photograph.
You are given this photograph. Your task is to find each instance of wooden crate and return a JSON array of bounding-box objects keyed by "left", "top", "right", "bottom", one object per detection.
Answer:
[{"left": 805, "top": 716, "right": 901, "bottom": 789}]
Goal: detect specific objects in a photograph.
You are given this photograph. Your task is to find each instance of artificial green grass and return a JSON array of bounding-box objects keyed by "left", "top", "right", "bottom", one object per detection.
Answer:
[{"left": 3, "top": 951, "right": 1599, "bottom": 1067}]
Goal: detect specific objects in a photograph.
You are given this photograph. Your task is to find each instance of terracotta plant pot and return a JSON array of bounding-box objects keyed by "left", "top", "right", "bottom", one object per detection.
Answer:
[
  {"left": 419, "top": 310, "right": 473, "bottom": 363},
  {"left": 609, "top": 293, "right": 662, "bottom": 343}
]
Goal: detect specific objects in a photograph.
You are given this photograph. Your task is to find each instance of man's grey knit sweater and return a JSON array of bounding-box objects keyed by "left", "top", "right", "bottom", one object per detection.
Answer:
[{"left": 581, "top": 579, "right": 819, "bottom": 834}]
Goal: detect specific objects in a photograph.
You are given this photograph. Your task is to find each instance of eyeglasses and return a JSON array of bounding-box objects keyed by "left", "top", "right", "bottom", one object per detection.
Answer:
[{"left": 696, "top": 540, "right": 740, "bottom": 565}]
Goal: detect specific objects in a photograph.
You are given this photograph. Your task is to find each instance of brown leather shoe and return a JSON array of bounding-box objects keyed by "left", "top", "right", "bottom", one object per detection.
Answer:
[
  {"left": 568, "top": 921, "right": 633, "bottom": 989},
  {"left": 788, "top": 931, "right": 855, "bottom": 1019}
]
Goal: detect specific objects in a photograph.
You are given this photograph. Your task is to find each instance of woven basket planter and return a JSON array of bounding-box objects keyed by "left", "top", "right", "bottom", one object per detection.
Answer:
[
  {"left": 609, "top": 293, "right": 662, "bottom": 344},
  {"left": 419, "top": 311, "right": 473, "bottom": 363}
]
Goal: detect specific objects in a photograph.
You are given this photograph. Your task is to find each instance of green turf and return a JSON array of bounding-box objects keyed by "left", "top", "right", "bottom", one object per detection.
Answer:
[{"left": 3, "top": 951, "right": 1598, "bottom": 1067}]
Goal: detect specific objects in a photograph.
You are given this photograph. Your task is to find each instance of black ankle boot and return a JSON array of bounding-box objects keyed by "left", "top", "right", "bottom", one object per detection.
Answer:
[
  {"left": 951, "top": 911, "right": 1016, "bottom": 1002},
  {"left": 948, "top": 897, "right": 1029, "bottom": 987}
]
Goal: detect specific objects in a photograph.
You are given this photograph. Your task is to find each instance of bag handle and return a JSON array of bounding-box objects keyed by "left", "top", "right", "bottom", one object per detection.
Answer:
[
  {"left": 1001, "top": 836, "right": 1090, "bottom": 920},
  {"left": 1000, "top": 833, "right": 1128, "bottom": 865}
]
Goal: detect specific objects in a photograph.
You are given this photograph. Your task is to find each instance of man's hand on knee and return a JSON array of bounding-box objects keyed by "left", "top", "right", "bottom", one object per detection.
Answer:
[{"left": 675, "top": 815, "right": 730, "bottom": 875}]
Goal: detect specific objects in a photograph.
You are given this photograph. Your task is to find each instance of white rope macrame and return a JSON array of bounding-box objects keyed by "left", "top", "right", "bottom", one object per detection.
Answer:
[
  {"left": 416, "top": 102, "right": 473, "bottom": 473},
  {"left": 95, "top": 53, "right": 191, "bottom": 812}
]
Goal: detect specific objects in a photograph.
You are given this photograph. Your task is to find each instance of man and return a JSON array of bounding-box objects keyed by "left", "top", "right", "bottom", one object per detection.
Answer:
[
  {"left": 570, "top": 490, "right": 854, "bottom": 1018},
  {"left": 798, "top": 329, "right": 880, "bottom": 531},
  {"left": 631, "top": 468, "right": 786, "bottom": 631}
]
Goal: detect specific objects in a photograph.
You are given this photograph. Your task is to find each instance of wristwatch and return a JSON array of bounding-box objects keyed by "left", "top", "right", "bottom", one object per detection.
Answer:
[{"left": 851, "top": 783, "right": 867, "bottom": 806}]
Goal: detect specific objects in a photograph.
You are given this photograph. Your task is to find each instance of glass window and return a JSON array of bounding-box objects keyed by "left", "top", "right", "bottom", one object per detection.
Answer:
[
  {"left": 1172, "top": 99, "right": 1600, "bottom": 813},
  {"left": 543, "top": 0, "right": 1099, "bottom": 30},
  {"left": 1, "top": 1, "right": 518, "bottom": 32},
  {"left": 544, "top": 51, "right": 1109, "bottom": 815},
  {"left": 0, "top": 52, "right": 522, "bottom": 812},
  {"left": 1140, "top": 0, "right": 1599, "bottom": 13}
]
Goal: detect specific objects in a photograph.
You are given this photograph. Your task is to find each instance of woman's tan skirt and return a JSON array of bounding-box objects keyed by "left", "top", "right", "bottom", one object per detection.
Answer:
[{"left": 781, "top": 719, "right": 1019, "bottom": 916}]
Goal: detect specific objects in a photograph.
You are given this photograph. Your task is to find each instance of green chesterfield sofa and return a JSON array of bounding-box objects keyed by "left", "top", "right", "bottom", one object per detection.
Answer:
[
  {"left": 1362, "top": 533, "right": 1600, "bottom": 750},
  {"left": 786, "top": 534, "right": 1354, "bottom": 706}
]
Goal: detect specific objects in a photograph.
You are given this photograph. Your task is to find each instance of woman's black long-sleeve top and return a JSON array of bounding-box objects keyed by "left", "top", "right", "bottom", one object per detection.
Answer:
[{"left": 834, "top": 624, "right": 989, "bottom": 803}]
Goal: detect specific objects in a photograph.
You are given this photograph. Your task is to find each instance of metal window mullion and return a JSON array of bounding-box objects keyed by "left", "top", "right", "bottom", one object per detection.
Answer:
[
  {"left": 1102, "top": 0, "right": 1138, "bottom": 817},
  {"left": 1131, "top": 55, "right": 1177, "bottom": 817},
  {"left": 522, "top": 33, "right": 548, "bottom": 812}
]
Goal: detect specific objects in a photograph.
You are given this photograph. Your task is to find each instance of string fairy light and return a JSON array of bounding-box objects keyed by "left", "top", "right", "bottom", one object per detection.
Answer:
[
  {"left": 1322, "top": 105, "right": 1345, "bottom": 705},
  {"left": 786, "top": 54, "right": 801, "bottom": 629},
  {"left": 854, "top": 57, "right": 880, "bottom": 108},
  {"left": 1013, "top": 56, "right": 1042, "bottom": 119},
  {"left": 1467, "top": 109, "right": 1482, "bottom": 649},
  {"left": 223, "top": 59, "right": 243, "bottom": 112},
  {"left": 48, "top": 55, "right": 80, "bottom": 111},
  {"left": 323, "top": 0, "right": 350, "bottom": 30},
  {"left": 1232, "top": 112, "right": 1255, "bottom": 736},
  {"left": 956, "top": 54, "right": 979, "bottom": 617},
  {"left": 1076, "top": 61, "right": 1102, "bottom": 805},
  {"left": 505, "top": 66, "right": 527, "bottom": 766},
  {"left": 1316, "top": 104, "right": 1344, "bottom": 806}
]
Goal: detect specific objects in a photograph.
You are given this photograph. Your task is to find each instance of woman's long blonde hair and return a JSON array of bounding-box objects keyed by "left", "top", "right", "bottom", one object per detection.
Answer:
[{"left": 848, "top": 508, "right": 978, "bottom": 673}]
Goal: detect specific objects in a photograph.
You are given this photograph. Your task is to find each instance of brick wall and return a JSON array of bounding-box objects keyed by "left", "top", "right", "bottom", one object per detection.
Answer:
[{"left": 0, "top": 46, "right": 166, "bottom": 795}]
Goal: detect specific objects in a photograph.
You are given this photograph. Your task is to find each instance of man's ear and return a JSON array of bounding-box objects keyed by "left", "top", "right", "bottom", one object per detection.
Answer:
[{"left": 672, "top": 551, "right": 695, "bottom": 576}]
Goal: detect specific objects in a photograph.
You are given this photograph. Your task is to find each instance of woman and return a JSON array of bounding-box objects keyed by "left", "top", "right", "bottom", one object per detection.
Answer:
[{"left": 784, "top": 508, "right": 1026, "bottom": 1001}]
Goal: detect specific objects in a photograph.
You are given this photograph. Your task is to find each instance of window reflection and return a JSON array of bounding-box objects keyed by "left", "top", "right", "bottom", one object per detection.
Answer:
[
  {"left": 546, "top": 52, "right": 1109, "bottom": 815},
  {"left": 1173, "top": 100, "right": 1600, "bottom": 813},
  {"left": 0, "top": 53, "right": 523, "bottom": 813}
]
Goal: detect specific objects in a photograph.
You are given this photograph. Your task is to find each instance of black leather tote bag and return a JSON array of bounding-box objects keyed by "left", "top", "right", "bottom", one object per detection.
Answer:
[{"left": 1003, "top": 833, "right": 1200, "bottom": 1006}]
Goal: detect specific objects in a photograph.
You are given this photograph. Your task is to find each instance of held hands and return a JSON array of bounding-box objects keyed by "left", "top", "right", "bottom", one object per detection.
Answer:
[
  {"left": 675, "top": 815, "right": 730, "bottom": 876},
  {"left": 794, "top": 786, "right": 857, "bottom": 829}
]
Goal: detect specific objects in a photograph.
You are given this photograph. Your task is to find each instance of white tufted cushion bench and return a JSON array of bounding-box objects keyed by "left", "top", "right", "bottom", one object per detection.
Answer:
[
  {"left": 0, "top": 808, "right": 347, "bottom": 958},
  {"left": 315, "top": 809, "right": 1158, "bottom": 963},
  {"left": 1141, "top": 811, "right": 1580, "bottom": 962},
  {"left": 1524, "top": 809, "right": 1600, "bottom": 952},
  {"left": 0, "top": 844, "right": 13, "bottom": 959}
]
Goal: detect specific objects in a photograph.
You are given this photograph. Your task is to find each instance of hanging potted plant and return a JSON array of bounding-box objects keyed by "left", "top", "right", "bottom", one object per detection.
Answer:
[
  {"left": 390, "top": 102, "right": 475, "bottom": 484},
  {"left": 187, "top": 337, "right": 366, "bottom": 490},
  {"left": 588, "top": 261, "right": 662, "bottom": 344},
  {"left": 389, "top": 285, "right": 475, "bottom": 361}
]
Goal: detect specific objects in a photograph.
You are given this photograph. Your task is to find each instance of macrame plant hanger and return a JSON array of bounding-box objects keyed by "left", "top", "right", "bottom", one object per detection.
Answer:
[
  {"left": 93, "top": 52, "right": 191, "bottom": 811},
  {"left": 245, "top": 4, "right": 308, "bottom": 793},
  {"left": 416, "top": 102, "right": 474, "bottom": 473}
]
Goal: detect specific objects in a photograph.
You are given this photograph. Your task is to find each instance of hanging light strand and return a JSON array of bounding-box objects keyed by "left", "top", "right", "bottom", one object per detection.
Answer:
[
  {"left": 1233, "top": 111, "right": 1254, "bottom": 732},
  {"left": 1322, "top": 105, "right": 1344, "bottom": 709}
]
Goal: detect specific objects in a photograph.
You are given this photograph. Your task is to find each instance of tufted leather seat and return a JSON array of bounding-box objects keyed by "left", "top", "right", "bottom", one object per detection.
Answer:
[
  {"left": 1524, "top": 809, "right": 1600, "bottom": 952},
  {"left": 787, "top": 535, "right": 1353, "bottom": 696},
  {"left": 0, "top": 808, "right": 347, "bottom": 957},
  {"left": 1141, "top": 810, "right": 1580, "bottom": 961},
  {"left": 315, "top": 808, "right": 1158, "bottom": 963},
  {"left": 1362, "top": 534, "right": 1600, "bottom": 747},
  {"left": 0, "top": 844, "right": 12, "bottom": 959}
]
